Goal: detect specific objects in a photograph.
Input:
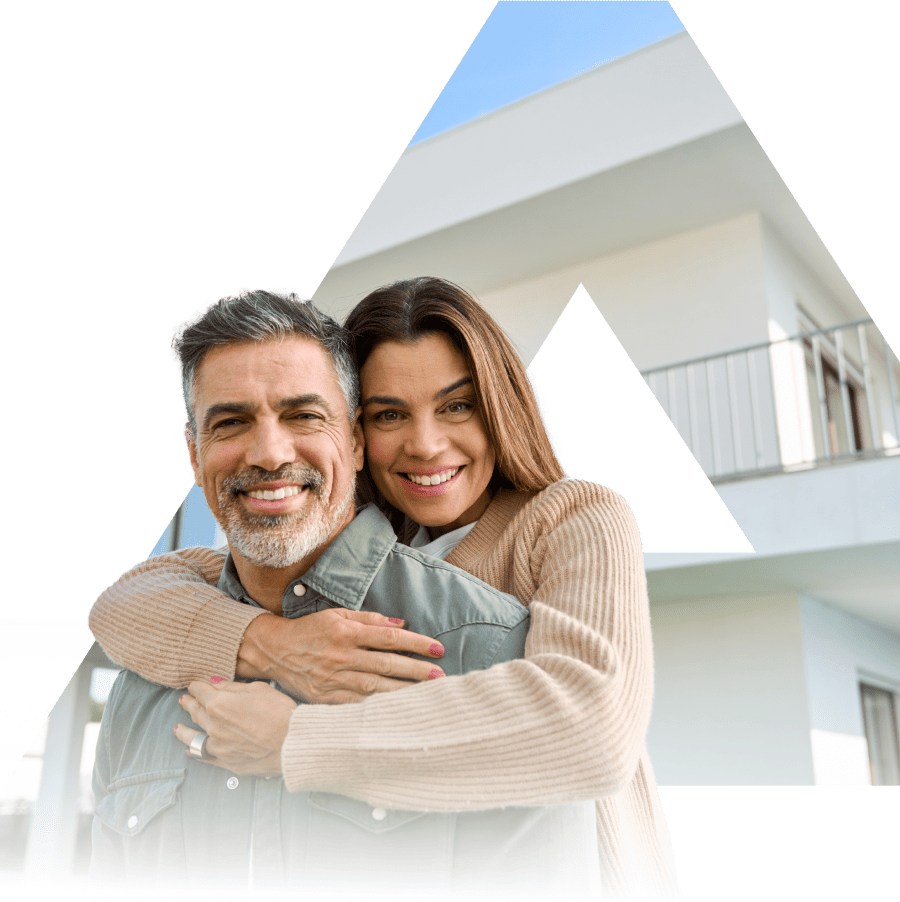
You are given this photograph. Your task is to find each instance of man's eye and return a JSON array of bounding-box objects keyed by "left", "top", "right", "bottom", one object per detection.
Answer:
[{"left": 212, "top": 418, "right": 242, "bottom": 431}]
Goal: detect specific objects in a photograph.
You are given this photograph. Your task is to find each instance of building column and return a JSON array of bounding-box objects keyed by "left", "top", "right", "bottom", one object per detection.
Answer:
[{"left": 24, "top": 656, "right": 93, "bottom": 876}]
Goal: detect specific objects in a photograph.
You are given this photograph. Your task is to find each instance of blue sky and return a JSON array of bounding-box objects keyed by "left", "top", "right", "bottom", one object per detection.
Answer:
[{"left": 409, "top": 1, "right": 684, "bottom": 145}]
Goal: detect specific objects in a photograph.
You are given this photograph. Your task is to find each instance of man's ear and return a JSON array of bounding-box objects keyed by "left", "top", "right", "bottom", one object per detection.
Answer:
[
  {"left": 186, "top": 425, "right": 203, "bottom": 487},
  {"left": 352, "top": 409, "right": 365, "bottom": 473}
]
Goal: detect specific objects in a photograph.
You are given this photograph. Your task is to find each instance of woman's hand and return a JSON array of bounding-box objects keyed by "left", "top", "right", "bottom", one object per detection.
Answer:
[
  {"left": 237, "top": 610, "right": 446, "bottom": 704},
  {"left": 174, "top": 678, "right": 297, "bottom": 776}
]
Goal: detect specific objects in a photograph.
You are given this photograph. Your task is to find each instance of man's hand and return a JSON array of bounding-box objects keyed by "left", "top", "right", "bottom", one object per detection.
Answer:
[
  {"left": 235, "top": 609, "right": 445, "bottom": 704},
  {"left": 175, "top": 679, "right": 295, "bottom": 776}
]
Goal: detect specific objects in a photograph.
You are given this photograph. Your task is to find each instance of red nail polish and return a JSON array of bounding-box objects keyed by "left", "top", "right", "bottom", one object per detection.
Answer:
[
  {"left": 428, "top": 669, "right": 445, "bottom": 680},
  {"left": 388, "top": 618, "right": 404, "bottom": 625},
  {"left": 178, "top": 696, "right": 184, "bottom": 705},
  {"left": 429, "top": 643, "right": 444, "bottom": 658},
  {"left": 210, "top": 676, "right": 225, "bottom": 684}
]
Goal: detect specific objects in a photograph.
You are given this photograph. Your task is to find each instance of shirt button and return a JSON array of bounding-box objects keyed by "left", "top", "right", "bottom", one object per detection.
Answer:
[
  {"left": 292, "top": 584, "right": 306, "bottom": 596},
  {"left": 127, "top": 815, "right": 139, "bottom": 830},
  {"left": 226, "top": 777, "right": 240, "bottom": 790},
  {"left": 371, "top": 807, "right": 387, "bottom": 821}
]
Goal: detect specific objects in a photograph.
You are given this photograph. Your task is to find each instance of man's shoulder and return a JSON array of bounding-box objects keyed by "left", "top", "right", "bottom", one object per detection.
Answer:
[{"left": 376, "top": 542, "right": 528, "bottom": 630}]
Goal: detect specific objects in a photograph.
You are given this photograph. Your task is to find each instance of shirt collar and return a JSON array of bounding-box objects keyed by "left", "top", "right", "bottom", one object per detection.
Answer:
[{"left": 216, "top": 503, "right": 397, "bottom": 618}]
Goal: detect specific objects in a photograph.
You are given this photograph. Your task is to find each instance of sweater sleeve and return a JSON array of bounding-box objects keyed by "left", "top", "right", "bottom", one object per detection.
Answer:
[
  {"left": 89, "top": 546, "right": 266, "bottom": 688},
  {"left": 281, "top": 481, "right": 654, "bottom": 812}
]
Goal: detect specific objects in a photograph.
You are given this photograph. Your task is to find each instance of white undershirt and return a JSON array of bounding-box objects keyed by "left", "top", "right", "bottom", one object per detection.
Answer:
[{"left": 409, "top": 521, "right": 478, "bottom": 560}]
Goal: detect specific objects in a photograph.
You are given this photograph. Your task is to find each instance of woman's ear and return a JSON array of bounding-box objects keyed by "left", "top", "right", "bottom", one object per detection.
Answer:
[{"left": 352, "top": 409, "right": 365, "bottom": 472}]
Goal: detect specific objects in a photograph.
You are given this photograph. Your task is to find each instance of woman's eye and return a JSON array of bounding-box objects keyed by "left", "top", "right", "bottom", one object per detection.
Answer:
[
  {"left": 443, "top": 400, "right": 475, "bottom": 418},
  {"left": 372, "top": 409, "right": 401, "bottom": 425}
]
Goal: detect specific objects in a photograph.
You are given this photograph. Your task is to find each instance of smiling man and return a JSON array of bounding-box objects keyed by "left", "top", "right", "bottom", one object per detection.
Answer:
[
  {"left": 186, "top": 335, "right": 361, "bottom": 609},
  {"left": 89, "top": 291, "right": 554, "bottom": 888}
]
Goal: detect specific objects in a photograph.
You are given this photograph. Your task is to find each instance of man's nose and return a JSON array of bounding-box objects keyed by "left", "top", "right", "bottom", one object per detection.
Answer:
[
  {"left": 403, "top": 418, "right": 449, "bottom": 460},
  {"left": 244, "top": 420, "right": 297, "bottom": 472}
]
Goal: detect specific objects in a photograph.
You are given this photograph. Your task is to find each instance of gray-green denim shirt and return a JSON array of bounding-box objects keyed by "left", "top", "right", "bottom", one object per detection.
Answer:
[{"left": 91, "top": 504, "right": 599, "bottom": 892}]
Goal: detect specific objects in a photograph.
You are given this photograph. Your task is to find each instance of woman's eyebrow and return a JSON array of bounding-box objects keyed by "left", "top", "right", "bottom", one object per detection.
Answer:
[
  {"left": 435, "top": 377, "right": 473, "bottom": 399},
  {"left": 361, "top": 394, "right": 406, "bottom": 408}
]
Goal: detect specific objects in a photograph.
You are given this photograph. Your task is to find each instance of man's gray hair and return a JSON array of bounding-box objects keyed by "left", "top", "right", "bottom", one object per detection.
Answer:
[{"left": 175, "top": 290, "right": 360, "bottom": 434}]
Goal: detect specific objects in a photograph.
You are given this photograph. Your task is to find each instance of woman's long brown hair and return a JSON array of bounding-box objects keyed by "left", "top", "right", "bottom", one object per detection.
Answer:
[{"left": 345, "top": 277, "right": 564, "bottom": 512}]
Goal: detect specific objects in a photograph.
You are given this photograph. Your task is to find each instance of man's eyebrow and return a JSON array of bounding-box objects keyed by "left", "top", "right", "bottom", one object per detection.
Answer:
[
  {"left": 276, "top": 394, "right": 335, "bottom": 416},
  {"left": 202, "top": 402, "right": 254, "bottom": 432},
  {"left": 201, "top": 394, "right": 334, "bottom": 431}
]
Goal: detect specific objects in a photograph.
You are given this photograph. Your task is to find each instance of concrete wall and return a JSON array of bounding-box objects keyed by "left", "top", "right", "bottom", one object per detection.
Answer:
[
  {"left": 479, "top": 212, "right": 771, "bottom": 370},
  {"left": 800, "top": 596, "right": 900, "bottom": 784},
  {"left": 647, "top": 592, "right": 815, "bottom": 785},
  {"left": 723, "top": 455, "right": 900, "bottom": 555},
  {"left": 761, "top": 220, "right": 853, "bottom": 340}
]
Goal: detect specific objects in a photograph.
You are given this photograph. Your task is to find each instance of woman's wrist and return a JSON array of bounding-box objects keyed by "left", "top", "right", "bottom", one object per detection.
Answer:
[{"left": 235, "top": 612, "right": 278, "bottom": 681}]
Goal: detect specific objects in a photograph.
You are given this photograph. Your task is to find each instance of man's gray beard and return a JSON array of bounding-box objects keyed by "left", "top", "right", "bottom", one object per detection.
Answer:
[{"left": 216, "top": 463, "right": 355, "bottom": 569}]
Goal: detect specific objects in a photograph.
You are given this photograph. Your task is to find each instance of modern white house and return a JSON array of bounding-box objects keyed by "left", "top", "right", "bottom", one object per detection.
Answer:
[{"left": 9, "top": 30, "right": 900, "bottom": 878}]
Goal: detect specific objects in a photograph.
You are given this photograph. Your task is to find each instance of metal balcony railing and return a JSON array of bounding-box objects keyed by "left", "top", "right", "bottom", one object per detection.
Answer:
[{"left": 641, "top": 319, "right": 900, "bottom": 482}]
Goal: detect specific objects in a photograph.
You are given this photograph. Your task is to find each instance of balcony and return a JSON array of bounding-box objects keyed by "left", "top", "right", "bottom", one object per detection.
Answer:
[{"left": 641, "top": 319, "right": 900, "bottom": 483}]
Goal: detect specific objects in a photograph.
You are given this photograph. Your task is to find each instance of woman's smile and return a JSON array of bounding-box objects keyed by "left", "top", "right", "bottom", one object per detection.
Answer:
[{"left": 360, "top": 333, "right": 496, "bottom": 537}]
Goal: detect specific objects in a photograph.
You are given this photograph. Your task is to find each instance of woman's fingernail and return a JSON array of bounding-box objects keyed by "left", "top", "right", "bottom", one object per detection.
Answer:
[
  {"left": 388, "top": 618, "right": 405, "bottom": 625},
  {"left": 429, "top": 643, "right": 444, "bottom": 658},
  {"left": 210, "top": 676, "right": 225, "bottom": 684},
  {"left": 178, "top": 696, "right": 184, "bottom": 705},
  {"left": 428, "top": 669, "right": 445, "bottom": 680}
]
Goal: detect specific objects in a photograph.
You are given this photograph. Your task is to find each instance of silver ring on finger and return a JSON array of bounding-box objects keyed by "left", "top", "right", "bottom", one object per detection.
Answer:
[{"left": 188, "top": 731, "right": 212, "bottom": 761}]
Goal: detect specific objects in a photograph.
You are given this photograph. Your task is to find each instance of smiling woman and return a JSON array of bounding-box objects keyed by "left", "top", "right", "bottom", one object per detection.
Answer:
[{"left": 360, "top": 333, "right": 496, "bottom": 537}]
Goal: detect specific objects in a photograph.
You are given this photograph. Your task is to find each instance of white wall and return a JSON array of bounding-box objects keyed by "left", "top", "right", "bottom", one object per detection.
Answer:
[
  {"left": 479, "top": 212, "right": 771, "bottom": 369},
  {"left": 646, "top": 592, "right": 815, "bottom": 784},
  {"left": 720, "top": 455, "right": 900, "bottom": 557},
  {"left": 800, "top": 596, "right": 900, "bottom": 784},
  {"left": 761, "top": 220, "right": 853, "bottom": 340}
]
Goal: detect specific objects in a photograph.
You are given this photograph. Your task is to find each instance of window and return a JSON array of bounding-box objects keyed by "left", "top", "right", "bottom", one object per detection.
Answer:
[
  {"left": 859, "top": 683, "right": 900, "bottom": 785},
  {"left": 798, "top": 308, "right": 870, "bottom": 458}
]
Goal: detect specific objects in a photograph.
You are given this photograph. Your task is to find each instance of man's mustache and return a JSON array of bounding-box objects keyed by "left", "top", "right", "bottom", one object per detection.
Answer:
[{"left": 222, "top": 463, "right": 325, "bottom": 498}]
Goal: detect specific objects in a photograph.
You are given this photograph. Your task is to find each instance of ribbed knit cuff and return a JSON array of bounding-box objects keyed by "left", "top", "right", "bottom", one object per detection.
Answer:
[{"left": 177, "top": 601, "right": 266, "bottom": 682}]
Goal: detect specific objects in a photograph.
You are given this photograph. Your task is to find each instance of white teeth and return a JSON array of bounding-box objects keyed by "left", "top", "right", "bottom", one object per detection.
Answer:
[
  {"left": 407, "top": 468, "right": 459, "bottom": 486},
  {"left": 247, "top": 485, "right": 302, "bottom": 501}
]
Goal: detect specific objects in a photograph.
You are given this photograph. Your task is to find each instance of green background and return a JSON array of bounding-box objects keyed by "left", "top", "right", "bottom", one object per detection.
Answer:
[{"left": 0, "top": 0, "right": 898, "bottom": 617}]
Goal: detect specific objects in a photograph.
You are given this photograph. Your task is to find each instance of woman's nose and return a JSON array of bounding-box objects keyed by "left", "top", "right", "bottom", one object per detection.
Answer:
[{"left": 403, "top": 419, "right": 449, "bottom": 459}]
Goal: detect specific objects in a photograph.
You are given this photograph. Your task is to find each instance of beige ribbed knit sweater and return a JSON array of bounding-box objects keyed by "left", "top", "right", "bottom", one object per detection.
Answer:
[{"left": 90, "top": 480, "right": 677, "bottom": 899}]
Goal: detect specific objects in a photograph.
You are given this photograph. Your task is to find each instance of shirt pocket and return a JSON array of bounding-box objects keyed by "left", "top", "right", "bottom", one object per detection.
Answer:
[
  {"left": 95, "top": 768, "right": 186, "bottom": 836},
  {"left": 92, "top": 769, "right": 187, "bottom": 882}
]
